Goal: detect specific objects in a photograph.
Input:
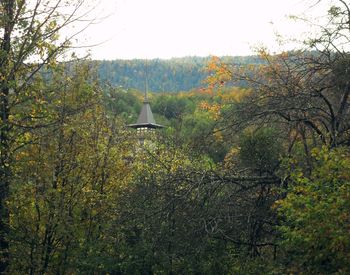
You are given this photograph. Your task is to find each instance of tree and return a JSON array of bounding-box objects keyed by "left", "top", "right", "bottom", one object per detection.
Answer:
[
  {"left": 0, "top": 0, "right": 98, "bottom": 271},
  {"left": 6, "top": 62, "right": 133, "bottom": 273},
  {"left": 207, "top": 0, "right": 350, "bottom": 157},
  {"left": 238, "top": 128, "right": 282, "bottom": 175},
  {"left": 153, "top": 95, "right": 195, "bottom": 120},
  {"left": 276, "top": 146, "right": 350, "bottom": 273},
  {"left": 202, "top": 1, "right": 350, "bottom": 270},
  {"left": 110, "top": 133, "right": 282, "bottom": 273},
  {"left": 103, "top": 86, "right": 141, "bottom": 123}
]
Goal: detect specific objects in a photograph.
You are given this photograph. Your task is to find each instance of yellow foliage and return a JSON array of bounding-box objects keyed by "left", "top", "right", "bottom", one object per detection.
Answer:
[{"left": 198, "top": 101, "right": 221, "bottom": 120}]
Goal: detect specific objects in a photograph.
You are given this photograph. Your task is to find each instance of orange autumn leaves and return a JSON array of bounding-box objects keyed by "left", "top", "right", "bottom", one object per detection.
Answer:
[
  {"left": 206, "top": 56, "right": 232, "bottom": 89},
  {"left": 194, "top": 56, "right": 251, "bottom": 120}
]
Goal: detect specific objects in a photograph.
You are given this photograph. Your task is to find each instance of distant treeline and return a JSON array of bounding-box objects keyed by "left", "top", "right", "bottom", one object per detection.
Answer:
[{"left": 93, "top": 56, "right": 263, "bottom": 92}]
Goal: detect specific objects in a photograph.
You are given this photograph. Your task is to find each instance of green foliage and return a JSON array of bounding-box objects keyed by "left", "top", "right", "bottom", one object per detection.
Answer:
[
  {"left": 276, "top": 146, "right": 350, "bottom": 274},
  {"left": 114, "top": 144, "right": 206, "bottom": 273},
  {"left": 112, "top": 142, "right": 245, "bottom": 274},
  {"left": 181, "top": 111, "right": 228, "bottom": 163},
  {"left": 7, "top": 63, "right": 132, "bottom": 274},
  {"left": 103, "top": 86, "right": 141, "bottom": 122},
  {"left": 153, "top": 94, "right": 195, "bottom": 120},
  {"left": 239, "top": 128, "right": 282, "bottom": 174}
]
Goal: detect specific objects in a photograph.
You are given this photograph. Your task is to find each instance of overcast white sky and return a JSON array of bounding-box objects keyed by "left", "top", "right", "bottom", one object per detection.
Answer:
[{"left": 75, "top": 0, "right": 329, "bottom": 60}]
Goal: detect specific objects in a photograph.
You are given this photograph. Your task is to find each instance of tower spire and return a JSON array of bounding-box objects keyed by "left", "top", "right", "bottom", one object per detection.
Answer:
[
  {"left": 144, "top": 61, "right": 148, "bottom": 101},
  {"left": 126, "top": 60, "right": 164, "bottom": 130}
]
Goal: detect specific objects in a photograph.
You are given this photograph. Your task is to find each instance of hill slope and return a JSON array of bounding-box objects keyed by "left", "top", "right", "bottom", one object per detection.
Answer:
[{"left": 94, "top": 56, "right": 261, "bottom": 92}]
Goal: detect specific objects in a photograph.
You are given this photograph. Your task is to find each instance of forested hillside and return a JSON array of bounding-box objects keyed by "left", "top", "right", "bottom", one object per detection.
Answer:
[
  {"left": 1, "top": 0, "right": 350, "bottom": 274},
  {"left": 94, "top": 56, "right": 262, "bottom": 92}
]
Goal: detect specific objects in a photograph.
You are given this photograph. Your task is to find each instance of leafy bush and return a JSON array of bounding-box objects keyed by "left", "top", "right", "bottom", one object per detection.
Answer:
[{"left": 276, "top": 147, "right": 350, "bottom": 274}]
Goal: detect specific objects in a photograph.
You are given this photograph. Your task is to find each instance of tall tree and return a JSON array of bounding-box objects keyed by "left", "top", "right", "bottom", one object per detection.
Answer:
[
  {"left": 207, "top": 0, "right": 350, "bottom": 156},
  {"left": 7, "top": 61, "right": 133, "bottom": 273},
  {"left": 0, "top": 0, "right": 97, "bottom": 271}
]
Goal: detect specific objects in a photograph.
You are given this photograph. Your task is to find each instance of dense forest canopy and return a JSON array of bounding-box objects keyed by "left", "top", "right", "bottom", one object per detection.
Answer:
[
  {"left": 94, "top": 56, "right": 263, "bottom": 92},
  {"left": 0, "top": 0, "right": 350, "bottom": 274}
]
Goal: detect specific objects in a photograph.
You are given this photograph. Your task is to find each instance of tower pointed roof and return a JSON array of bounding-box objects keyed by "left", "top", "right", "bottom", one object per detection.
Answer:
[
  {"left": 127, "top": 97, "right": 164, "bottom": 129},
  {"left": 127, "top": 63, "right": 164, "bottom": 129}
]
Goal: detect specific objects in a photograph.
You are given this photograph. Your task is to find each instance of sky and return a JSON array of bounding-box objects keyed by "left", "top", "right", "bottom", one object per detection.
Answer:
[{"left": 75, "top": 0, "right": 328, "bottom": 60}]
